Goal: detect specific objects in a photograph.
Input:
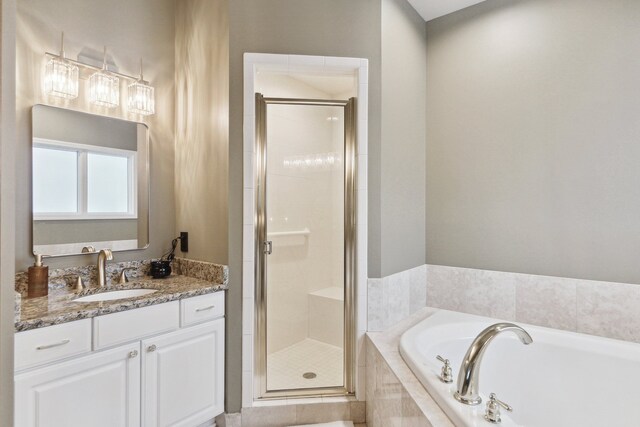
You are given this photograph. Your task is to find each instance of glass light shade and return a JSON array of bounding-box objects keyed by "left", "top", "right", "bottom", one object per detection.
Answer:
[
  {"left": 44, "top": 57, "right": 79, "bottom": 99},
  {"left": 89, "top": 71, "right": 119, "bottom": 108},
  {"left": 127, "top": 81, "right": 155, "bottom": 116}
]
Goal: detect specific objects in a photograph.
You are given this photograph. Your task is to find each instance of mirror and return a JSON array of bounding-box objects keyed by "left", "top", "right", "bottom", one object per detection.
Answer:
[{"left": 32, "top": 105, "right": 149, "bottom": 256}]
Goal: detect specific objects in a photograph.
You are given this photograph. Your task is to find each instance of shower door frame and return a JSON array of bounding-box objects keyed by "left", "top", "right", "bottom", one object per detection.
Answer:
[{"left": 254, "top": 94, "right": 357, "bottom": 399}]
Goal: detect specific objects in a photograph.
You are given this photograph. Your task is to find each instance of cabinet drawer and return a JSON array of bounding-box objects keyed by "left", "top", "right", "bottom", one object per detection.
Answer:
[
  {"left": 93, "top": 302, "right": 179, "bottom": 350},
  {"left": 15, "top": 319, "right": 92, "bottom": 371},
  {"left": 181, "top": 292, "right": 225, "bottom": 327}
]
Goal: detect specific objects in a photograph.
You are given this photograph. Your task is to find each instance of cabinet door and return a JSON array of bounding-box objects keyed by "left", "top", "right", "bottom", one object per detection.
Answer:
[
  {"left": 15, "top": 342, "right": 141, "bottom": 427},
  {"left": 142, "top": 319, "right": 225, "bottom": 427}
]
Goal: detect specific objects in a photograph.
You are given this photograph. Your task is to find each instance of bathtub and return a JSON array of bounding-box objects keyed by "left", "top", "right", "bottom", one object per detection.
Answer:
[{"left": 399, "top": 310, "right": 640, "bottom": 426}]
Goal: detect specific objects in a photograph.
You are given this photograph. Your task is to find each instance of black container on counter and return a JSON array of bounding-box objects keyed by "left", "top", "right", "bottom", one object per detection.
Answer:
[{"left": 150, "top": 260, "right": 172, "bottom": 278}]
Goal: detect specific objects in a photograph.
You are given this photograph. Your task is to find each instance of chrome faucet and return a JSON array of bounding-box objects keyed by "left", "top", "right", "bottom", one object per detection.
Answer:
[
  {"left": 454, "top": 322, "right": 533, "bottom": 405},
  {"left": 97, "top": 249, "right": 113, "bottom": 287}
]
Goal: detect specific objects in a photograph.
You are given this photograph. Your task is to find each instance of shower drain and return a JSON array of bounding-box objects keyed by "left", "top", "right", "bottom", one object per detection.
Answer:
[{"left": 302, "top": 372, "right": 317, "bottom": 379}]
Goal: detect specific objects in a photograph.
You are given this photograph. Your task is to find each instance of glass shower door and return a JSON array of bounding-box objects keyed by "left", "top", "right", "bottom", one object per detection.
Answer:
[{"left": 256, "top": 95, "right": 356, "bottom": 397}]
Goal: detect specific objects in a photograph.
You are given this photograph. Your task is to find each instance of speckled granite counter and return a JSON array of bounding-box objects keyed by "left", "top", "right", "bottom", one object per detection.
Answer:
[{"left": 15, "top": 258, "right": 228, "bottom": 332}]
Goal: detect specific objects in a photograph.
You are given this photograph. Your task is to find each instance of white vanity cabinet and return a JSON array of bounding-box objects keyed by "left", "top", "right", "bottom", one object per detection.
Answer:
[
  {"left": 142, "top": 319, "right": 224, "bottom": 427},
  {"left": 15, "top": 292, "right": 225, "bottom": 427},
  {"left": 15, "top": 341, "right": 141, "bottom": 427}
]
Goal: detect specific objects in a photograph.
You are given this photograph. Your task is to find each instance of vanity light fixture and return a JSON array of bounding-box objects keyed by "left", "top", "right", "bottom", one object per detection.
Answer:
[
  {"left": 44, "top": 33, "right": 155, "bottom": 115},
  {"left": 43, "top": 32, "right": 79, "bottom": 99},
  {"left": 89, "top": 47, "right": 120, "bottom": 108},
  {"left": 127, "top": 59, "right": 155, "bottom": 116}
]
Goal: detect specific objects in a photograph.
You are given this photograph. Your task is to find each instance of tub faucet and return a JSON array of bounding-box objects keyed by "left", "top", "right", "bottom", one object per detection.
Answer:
[
  {"left": 97, "top": 249, "right": 113, "bottom": 287},
  {"left": 454, "top": 322, "right": 532, "bottom": 405}
]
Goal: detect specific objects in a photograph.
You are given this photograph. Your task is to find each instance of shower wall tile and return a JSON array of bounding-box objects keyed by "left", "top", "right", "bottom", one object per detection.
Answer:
[
  {"left": 242, "top": 370, "right": 253, "bottom": 408},
  {"left": 243, "top": 116, "right": 255, "bottom": 153},
  {"left": 358, "top": 60, "right": 369, "bottom": 84},
  {"left": 243, "top": 189, "right": 254, "bottom": 225},
  {"left": 358, "top": 119, "right": 368, "bottom": 155},
  {"left": 242, "top": 225, "right": 254, "bottom": 262},
  {"left": 324, "top": 56, "right": 362, "bottom": 71},
  {"left": 242, "top": 261, "right": 254, "bottom": 298},
  {"left": 358, "top": 155, "right": 368, "bottom": 190},
  {"left": 243, "top": 151, "right": 254, "bottom": 189},
  {"left": 242, "top": 334, "right": 253, "bottom": 373},
  {"left": 358, "top": 85, "right": 368, "bottom": 122},
  {"left": 288, "top": 54, "right": 325, "bottom": 68},
  {"left": 242, "top": 297, "right": 253, "bottom": 335}
]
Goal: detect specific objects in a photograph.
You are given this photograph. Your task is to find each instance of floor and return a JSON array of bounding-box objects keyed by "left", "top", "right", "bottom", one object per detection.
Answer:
[{"left": 267, "top": 338, "right": 343, "bottom": 390}]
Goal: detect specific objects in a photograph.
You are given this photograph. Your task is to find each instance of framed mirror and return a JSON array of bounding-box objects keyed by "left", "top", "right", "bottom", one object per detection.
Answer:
[{"left": 32, "top": 105, "right": 150, "bottom": 256}]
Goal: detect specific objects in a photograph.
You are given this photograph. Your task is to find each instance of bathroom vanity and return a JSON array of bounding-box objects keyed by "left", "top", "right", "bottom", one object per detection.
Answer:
[{"left": 13, "top": 267, "right": 227, "bottom": 427}]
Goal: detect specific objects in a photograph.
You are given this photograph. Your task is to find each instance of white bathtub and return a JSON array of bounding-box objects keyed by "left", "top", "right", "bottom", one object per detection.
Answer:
[{"left": 399, "top": 310, "right": 640, "bottom": 426}]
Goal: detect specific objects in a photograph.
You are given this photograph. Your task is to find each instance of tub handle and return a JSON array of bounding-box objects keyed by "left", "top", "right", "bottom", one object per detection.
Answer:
[
  {"left": 484, "top": 393, "right": 512, "bottom": 424},
  {"left": 436, "top": 355, "right": 453, "bottom": 383}
]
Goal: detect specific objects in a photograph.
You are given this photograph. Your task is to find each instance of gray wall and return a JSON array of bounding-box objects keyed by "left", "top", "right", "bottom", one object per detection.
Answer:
[
  {"left": 17, "top": 0, "right": 176, "bottom": 270},
  {"left": 33, "top": 219, "right": 137, "bottom": 244},
  {"left": 229, "top": 0, "right": 382, "bottom": 411},
  {"left": 0, "top": 0, "right": 17, "bottom": 423},
  {"left": 175, "top": 0, "right": 229, "bottom": 266},
  {"left": 425, "top": 0, "right": 640, "bottom": 284},
  {"left": 380, "top": 0, "right": 427, "bottom": 276},
  {"left": 33, "top": 104, "right": 138, "bottom": 151}
]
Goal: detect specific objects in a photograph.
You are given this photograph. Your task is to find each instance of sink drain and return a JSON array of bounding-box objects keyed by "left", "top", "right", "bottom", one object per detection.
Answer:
[{"left": 302, "top": 372, "right": 317, "bottom": 379}]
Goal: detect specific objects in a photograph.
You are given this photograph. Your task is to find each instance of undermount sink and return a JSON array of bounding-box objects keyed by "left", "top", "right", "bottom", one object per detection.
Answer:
[{"left": 74, "top": 289, "right": 158, "bottom": 302}]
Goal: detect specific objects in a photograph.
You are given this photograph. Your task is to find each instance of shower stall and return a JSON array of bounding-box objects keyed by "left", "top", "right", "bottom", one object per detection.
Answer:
[{"left": 254, "top": 94, "right": 357, "bottom": 398}]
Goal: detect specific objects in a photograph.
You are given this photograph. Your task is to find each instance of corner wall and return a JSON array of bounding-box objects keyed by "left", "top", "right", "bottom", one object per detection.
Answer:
[
  {"left": 380, "top": 0, "right": 427, "bottom": 277},
  {"left": 175, "top": 0, "right": 229, "bottom": 265},
  {"left": 425, "top": 0, "right": 640, "bottom": 284}
]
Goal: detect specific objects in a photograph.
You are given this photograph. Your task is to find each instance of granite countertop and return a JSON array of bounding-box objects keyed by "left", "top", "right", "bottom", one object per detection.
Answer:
[{"left": 16, "top": 273, "right": 228, "bottom": 332}]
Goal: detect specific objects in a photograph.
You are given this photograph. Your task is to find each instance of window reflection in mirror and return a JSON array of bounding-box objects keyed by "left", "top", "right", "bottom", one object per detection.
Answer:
[{"left": 32, "top": 105, "right": 149, "bottom": 257}]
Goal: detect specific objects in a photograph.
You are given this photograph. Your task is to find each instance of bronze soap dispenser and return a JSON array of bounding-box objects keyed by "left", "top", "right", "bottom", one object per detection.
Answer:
[{"left": 27, "top": 254, "right": 49, "bottom": 298}]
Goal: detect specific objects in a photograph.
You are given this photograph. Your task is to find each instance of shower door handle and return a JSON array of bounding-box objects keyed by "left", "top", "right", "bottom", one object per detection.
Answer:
[{"left": 263, "top": 240, "right": 273, "bottom": 255}]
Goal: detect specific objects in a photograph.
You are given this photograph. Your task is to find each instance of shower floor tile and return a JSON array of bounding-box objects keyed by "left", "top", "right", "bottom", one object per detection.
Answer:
[{"left": 267, "top": 338, "right": 343, "bottom": 390}]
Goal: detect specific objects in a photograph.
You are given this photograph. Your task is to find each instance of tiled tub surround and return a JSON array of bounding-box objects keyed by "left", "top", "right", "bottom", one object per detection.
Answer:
[
  {"left": 366, "top": 308, "right": 453, "bottom": 427},
  {"left": 367, "top": 265, "right": 427, "bottom": 331},
  {"left": 426, "top": 264, "right": 640, "bottom": 344},
  {"left": 368, "top": 264, "right": 640, "bottom": 344},
  {"left": 15, "top": 258, "right": 228, "bottom": 331}
]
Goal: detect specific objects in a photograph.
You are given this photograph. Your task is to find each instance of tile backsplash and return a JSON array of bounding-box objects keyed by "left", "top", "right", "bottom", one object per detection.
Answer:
[{"left": 369, "top": 263, "right": 640, "bottom": 344}]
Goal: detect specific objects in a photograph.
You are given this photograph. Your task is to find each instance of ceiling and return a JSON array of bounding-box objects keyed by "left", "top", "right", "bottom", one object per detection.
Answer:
[{"left": 406, "top": 0, "right": 488, "bottom": 21}]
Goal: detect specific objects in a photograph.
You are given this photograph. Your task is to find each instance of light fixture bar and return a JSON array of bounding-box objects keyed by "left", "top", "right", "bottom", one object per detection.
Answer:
[{"left": 44, "top": 51, "right": 143, "bottom": 83}]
